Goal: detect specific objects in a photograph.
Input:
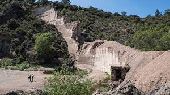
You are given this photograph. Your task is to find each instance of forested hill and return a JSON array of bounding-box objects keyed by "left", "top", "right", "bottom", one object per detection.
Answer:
[
  {"left": 0, "top": 0, "right": 170, "bottom": 67},
  {"left": 0, "top": 0, "right": 72, "bottom": 67},
  {"left": 51, "top": 0, "right": 170, "bottom": 51},
  {"left": 54, "top": 2, "right": 141, "bottom": 44}
]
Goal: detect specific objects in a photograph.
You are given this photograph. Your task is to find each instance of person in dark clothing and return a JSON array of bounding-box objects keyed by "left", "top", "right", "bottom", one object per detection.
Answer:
[
  {"left": 31, "top": 74, "right": 34, "bottom": 82},
  {"left": 28, "top": 74, "right": 32, "bottom": 82},
  {"left": 28, "top": 74, "right": 34, "bottom": 82}
]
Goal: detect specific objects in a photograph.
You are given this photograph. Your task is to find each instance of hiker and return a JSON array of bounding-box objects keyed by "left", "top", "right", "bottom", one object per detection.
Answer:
[
  {"left": 28, "top": 74, "right": 32, "bottom": 82},
  {"left": 31, "top": 74, "right": 34, "bottom": 82},
  {"left": 28, "top": 74, "right": 34, "bottom": 82}
]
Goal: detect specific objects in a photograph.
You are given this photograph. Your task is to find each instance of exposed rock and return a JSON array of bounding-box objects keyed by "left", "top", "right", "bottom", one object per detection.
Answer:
[
  {"left": 34, "top": 7, "right": 170, "bottom": 93},
  {"left": 106, "top": 81, "right": 144, "bottom": 95},
  {"left": 34, "top": 7, "right": 80, "bottom": 60},
  {"left": 147, "top": 82, "right": 170, "bottom": 95},
  {"left": 93, "top": 81, "right": 144, "bottom": 95}
]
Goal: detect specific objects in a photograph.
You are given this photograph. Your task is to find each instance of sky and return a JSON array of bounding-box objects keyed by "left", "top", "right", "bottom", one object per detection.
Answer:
[{"left": 50, "top": 0, "right": 170, "bottom": 17}]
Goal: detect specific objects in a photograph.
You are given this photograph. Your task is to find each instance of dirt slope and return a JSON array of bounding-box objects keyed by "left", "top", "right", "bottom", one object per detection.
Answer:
[
  {"left": 34, "top": 6, "right": 79, "bottom": 58},
  {"left": 131, "top": 51, "right": 170, "bottom": 92}
]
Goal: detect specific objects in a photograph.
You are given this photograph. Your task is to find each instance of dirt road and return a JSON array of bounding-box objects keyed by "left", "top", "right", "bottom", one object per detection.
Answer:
[{"left": 0, "top": 69, "right": 51, "bottom": 94}]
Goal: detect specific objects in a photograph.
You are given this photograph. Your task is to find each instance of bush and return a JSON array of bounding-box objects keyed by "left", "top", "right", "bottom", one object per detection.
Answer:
[
  {"left": 35, "top": 32, "right": 55, "bottom": 57},
  {"left": 0, "top": 58, "right": 31, "bottom": 70},
  {"left": 0, "top": 58, "right": 13, "bottom": 68},
  {"left": 16, "top": 61, "right": 30, "bottom": 71},
  {"left": 34, "top": 32, "right": 70, "bottom": 64},
  {"left": 44, "top": 71, "right": 93, "bottom": 95}
]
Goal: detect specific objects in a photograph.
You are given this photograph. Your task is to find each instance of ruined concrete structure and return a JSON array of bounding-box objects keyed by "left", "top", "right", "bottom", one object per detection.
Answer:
[
  {"left": 78, "top": 40, "right": 131, "bottom": 74},
  {"left": 35, "top": 7, "right": 170, "bottom": 93}
]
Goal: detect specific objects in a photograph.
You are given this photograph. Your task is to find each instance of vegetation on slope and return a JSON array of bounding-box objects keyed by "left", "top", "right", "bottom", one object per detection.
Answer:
[
  {"left": 53, "top": 1, "right": 141, "bottom": 44},
  {"left": 127, "top": 12, "right": 170, "bottom": 51},
  {"left": 1, "top": 0, "right": 168, "bottom": 67},
  {"left": 1, "top": 0, "right": 170, "bottom": 94},
  {"left": 0, "top": 0, "right": 72, "bottom": 68},
  {"left": 52, "top": 0, "right": 170, "bottom": 51}
]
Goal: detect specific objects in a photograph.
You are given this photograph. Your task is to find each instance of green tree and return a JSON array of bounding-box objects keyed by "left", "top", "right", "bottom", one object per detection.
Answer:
[{"left": 35, "top": 32, "right": 55, "bottom": 63}]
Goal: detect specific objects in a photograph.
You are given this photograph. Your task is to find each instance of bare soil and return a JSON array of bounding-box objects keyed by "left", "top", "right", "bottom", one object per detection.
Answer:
[
  {"left": 0, "top": 69, "right": 51, "bottom": 94},
  {"left": 76, "top": 64, "right": 108, "bottom": 82}
]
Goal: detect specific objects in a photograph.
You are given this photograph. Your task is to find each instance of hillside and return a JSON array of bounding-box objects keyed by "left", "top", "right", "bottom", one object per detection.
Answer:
[
  {"left": 38, "top": 5, "right": 170, "bottom": 94},
  {"left": 53, "top": 1, "right": 170, "bottom": 51},
  {"left": 0, "top": 0, "right": 72, "bottom": 66},
  {"left": 0, "top": 0, "right": 170, "bottom": 95}
]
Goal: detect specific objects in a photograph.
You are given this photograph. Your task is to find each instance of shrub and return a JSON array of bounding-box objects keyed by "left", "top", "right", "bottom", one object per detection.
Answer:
[
  {"left": 35, "top": 32, "right": 55, "bottom": 57},
  {"left": 0, "top": 58, "right": 13, "bottom": 68},
  {"left": 16, "top": 61, "right": 30, "bottom": 71},
  {"left": 44, "top": 71, "right": 93, "bottom": 95},
  {"left": 0, "top": 58, "right": 31, "bottom": 70}
]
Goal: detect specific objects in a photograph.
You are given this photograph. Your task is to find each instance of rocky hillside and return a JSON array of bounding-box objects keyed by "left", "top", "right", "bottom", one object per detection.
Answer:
[
  {"left": 34, "top": 6, "right": 79, "bottom": 57},
  {"left": 37, "top": 6, "right": 170, "bottom": 94},
  {"left": 0, "top": 0, "right": 75, "bottom": 68},
  {"left": 53, "top": 1, "right": 170, "bottom": 51},
  {"left": 1, "top": 0, "right": 170, "bottom": 94}
]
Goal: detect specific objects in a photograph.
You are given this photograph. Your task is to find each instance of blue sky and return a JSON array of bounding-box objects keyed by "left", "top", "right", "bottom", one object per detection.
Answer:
[{"left": 50, "top": 0, "right": 170, "bottom": 17}]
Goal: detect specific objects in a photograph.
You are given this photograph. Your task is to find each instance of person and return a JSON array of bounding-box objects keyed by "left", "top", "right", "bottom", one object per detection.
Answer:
[
  {"left": 31, "top": 74, "right": 34, "bottom": 82},
  {"left": 28, "top": 74, "right": 32, "bottom": 82},
  {"left": 28, "top": 74, "right": 34, "bottom": 82}
]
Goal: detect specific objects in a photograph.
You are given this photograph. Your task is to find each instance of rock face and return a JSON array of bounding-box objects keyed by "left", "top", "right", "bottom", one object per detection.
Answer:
[
  {"left": 110, "top": 81, "right": 144, "bottom": 95},
  {"left": 147, "top": 82, "right": 170, "bottom": 95},
  {"left": 35, "top": 7, "right": 170, "bottom": 93}
]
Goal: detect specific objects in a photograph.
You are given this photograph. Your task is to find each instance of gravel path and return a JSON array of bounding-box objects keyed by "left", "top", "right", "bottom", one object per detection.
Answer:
[{"left": 0, "top": 69, "right": 51, "bottom": 94}]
